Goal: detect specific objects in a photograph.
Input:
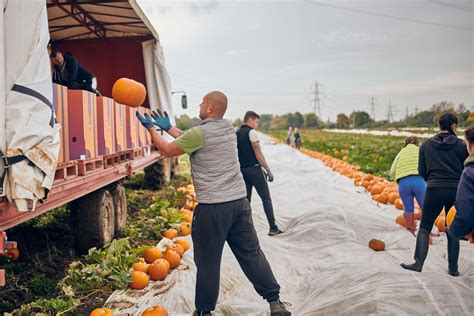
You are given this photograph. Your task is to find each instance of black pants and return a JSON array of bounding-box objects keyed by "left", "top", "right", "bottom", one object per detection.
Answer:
[
  {"left": 191, "top": 198, "right": 280, "bottom": 312},
  {"left": 420, "top": 187, "right": 457, "bottom": 231},
  {"left": 241, "top": 165, "right": 277, "bottom": 230}
]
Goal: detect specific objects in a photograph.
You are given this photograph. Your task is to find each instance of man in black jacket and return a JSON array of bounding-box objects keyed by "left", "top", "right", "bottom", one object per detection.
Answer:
[
  {"left": 236, "top": 111, "right": 284, "bottom": 236},
  {"left": 50, "top": 48, "right": 99, "bottom": 95}
]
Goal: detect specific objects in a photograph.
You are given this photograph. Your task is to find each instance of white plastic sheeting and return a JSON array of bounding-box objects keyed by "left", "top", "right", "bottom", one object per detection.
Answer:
[
  {"left": 2, "top": 0, "right": 60, "bottom": 211},
  {"left": 109, "top": 136, "right": 474, "bottom": 315}
]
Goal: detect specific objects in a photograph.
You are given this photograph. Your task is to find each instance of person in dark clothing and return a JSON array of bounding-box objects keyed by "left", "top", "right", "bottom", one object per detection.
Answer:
[
  {"left": 447, "top": 124, "right": 474, "bottom": 243},
  {"left": 293, "top": 128, "right": 301, "bottom": 150},
  {"left": 50, "top": 48, "right": 99, "bottom": 95},
  {"left": 236, "top": 111, "right": 284, "bottom": 236},
  {"left": 401, "top": 113, "right": 469, "bottom": 276}
]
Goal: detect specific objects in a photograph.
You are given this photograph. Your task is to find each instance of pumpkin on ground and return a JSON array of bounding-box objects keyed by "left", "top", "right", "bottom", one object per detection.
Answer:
[
  {"left": 368, "top": 239, "right": 385, "bottom": 251},
  {"left": 414, "top": 210, "right": 422, "bottom": 221},
  {"left": 375, "top": 193, "right": 389, "bottom": 204},
  {"left": 90, "top": 308, "right": 114, "bottom": 316},
  {"left": 132, "top": 261, "right": 150, "bottom": 273},
  {"left": 166, "top": 243, "right": 185, "bottom": 257},
  {"left": 141, "top": 306, "right": 168, "bottom": 316},
  {"left": 177, "top": 187, "right": 187, "bottom": 195},
  {"left": 112, "top": 78, "right": 146, "bottom": 108},
  {"left": 179, "top": 223, "right": 192, "bottom": 236},
  {"left": 388, "top": 192, "right": 399, "bottom": 204},
  {"left": 436, "top": 216, "right": 446, "bottom": 233},
  {"left": 130, "top": 271, "right": 149, "bottom": 289},
  {"left": 395, "top": 199, "right": 404, "bottom": 210},
  {"left": 163, "top": 250, "right": 181, "bottom": 269},
  {"left": 163, "top": 228, "right": 179, "bottom": 240},
  {"left": 446, "top": 206, "right": 456, "bottom": 227},
  {"left": 148, "top": 260, "right": 169, "bottom": 281},
  {"left": 144, "top": 247, "right": 162, "bottom": 264},
  {"left": 175, "top": 239, "right": 190, "bottom": 252}
]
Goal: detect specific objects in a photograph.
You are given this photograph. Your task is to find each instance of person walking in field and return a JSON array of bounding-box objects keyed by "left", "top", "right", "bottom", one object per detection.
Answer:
[
  {"left": 293, "top": 128, "right": 301, "bottom": 150},
  {"left": 447, "top": 124, "right": 474, "bottom": 253},
  {"left": 236, "top": 111, "right": 284, "bottom": 236},
  {"left": 390, "top": 136, "right": 426, "bottom": 236},
  {"left": 401, "top": 113, "right": 469, "bottom": 276},
  {"left": 136, "top": 92, "right": 291, "bottom": 316},
  {"left": 286, "top": 126, "right": 294, "bottom": 146}
]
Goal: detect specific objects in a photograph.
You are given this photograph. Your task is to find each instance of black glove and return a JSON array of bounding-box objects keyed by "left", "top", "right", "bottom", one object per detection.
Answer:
[{"left": 263, "top": 168, "right": 274, "bottom": 182}]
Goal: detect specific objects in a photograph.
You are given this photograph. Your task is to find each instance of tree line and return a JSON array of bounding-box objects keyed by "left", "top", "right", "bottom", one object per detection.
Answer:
[{"left": 175, "top": 101, "right": 473, "bottom": 131}]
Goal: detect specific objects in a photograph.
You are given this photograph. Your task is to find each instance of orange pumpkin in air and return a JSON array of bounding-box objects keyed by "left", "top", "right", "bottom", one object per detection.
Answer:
[{"left": 112, "top": 78, "right": 146, "bottom": 108}]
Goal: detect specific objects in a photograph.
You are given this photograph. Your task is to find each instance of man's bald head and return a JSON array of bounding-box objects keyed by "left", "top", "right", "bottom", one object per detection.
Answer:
[{"left": 199, "top": 91, "right": 228, "bottom": 119}]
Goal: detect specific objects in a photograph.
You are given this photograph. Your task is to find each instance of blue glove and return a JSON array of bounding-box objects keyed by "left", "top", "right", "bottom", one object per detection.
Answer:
[
  {"left": 151, "top": 110, "right": 172, "bottom": 131},
  {"left": 136, "top": 111, "right": 154, "bottom": 129},
  {"left": 263, "top": 168, "right": 274, "bottom": 182}
]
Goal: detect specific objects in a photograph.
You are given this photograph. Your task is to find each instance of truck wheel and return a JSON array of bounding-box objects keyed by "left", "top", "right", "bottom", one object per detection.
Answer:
[
  {"left": 71, "top": 189, "right": 115, "bottom": 254},
  {"left": 144, "top": 158, "right": 171, "bottom": 189},
  {"left": 109, "top": 183, "right": 127, "bottom": 237}
]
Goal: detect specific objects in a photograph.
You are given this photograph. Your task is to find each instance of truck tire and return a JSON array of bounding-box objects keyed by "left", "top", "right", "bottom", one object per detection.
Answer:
[
  {"left": 109, "top": 183, "right": 127, "bottom": 238},
  {"left": 144, "top": 158, "right": 172, "bottom": 189},
  {"left": 71, "top": 189, "right": 115, "bottom": 254}
]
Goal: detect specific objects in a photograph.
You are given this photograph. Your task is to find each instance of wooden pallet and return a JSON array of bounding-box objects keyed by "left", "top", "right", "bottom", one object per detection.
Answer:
[
  {"left": 133, "top": 148, "right": 144, "bottom": 159},
  {"left": 54, "top": 161, "right": 79, "bottom": 181},
  {"left": 78, "top": 158, "right": 104, "bottom": 176},
  {"left": 103, "top": 152, "right": 121, "bottom": 169}
]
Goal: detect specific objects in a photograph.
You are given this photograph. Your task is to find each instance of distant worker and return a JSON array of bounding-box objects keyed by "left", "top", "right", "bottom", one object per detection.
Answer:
[
  {"left": 286, "top": 126, "right": 294, "bottom": 146},
  {"left": 50, "top": 48, "right": 99, "bottom": 95},
  {"left": 447, "top": 124, "right": 474, "bottom": 249},
  {"left": 401, "top": 113, "right": 469, "bottom": 276},
  {"left": 294, "top": 128, "right": 301, "bottom": 150},
  {"left": 236, "top": 111, "right": 284, "bottom": 236},
  {"left": 136, "top": 92, "right": 291, "bottom": 316},
  {"left": 389, "top": 136, "right": 426, "bottom": 236}
]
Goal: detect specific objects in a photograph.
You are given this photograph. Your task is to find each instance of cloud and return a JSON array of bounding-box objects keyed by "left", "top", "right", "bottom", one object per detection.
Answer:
[
  {"left": 188, "top": 1, "right": 220, "bottom": 14},
  {"left": 356, "top": 72, "right": 473, "bottom": 96},
  {"left": 225, "top": 49, "right": 254, "bottom": 55}
]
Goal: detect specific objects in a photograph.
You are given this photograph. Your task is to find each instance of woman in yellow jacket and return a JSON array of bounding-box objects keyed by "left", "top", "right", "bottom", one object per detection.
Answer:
[{"left": 390, "top": 137, "right": 426, "bottom": 235}]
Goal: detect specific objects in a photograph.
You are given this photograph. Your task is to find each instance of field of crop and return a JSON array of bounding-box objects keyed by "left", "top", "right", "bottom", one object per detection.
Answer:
[{"left": 270, "top": 129, "right": 427, "bottom": 179}]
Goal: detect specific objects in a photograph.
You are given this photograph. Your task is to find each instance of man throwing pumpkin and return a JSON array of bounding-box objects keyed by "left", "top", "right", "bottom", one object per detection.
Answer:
[{"left": 136, "top": 91, "right": 291, "bottom": 316}]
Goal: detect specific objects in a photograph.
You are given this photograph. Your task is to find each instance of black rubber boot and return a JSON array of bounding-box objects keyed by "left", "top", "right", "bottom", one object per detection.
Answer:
[
  {"left": 447, "top": 233, "right": 460, "bottom": 277},
  {"left": 401, "top": 228, "right": 430, "bottom": 272}
]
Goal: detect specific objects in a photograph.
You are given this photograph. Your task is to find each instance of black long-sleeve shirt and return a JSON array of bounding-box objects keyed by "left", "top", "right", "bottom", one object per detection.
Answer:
[
  {"left": 52, "top": 53, "right": 93, "bottom": 89},
  {"left": 418, "top": 133, "right": 469, "bottom": 188}
]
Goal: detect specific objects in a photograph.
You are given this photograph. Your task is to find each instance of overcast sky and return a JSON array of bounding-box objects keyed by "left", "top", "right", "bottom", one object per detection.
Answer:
[{"left": 138, "top": 0, "right": 473, "bottom": 121}]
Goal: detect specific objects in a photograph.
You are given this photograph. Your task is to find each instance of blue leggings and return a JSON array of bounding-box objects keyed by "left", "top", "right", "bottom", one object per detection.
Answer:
[{"left": 398, "top": 175, "right": 426, "bottom": 214}]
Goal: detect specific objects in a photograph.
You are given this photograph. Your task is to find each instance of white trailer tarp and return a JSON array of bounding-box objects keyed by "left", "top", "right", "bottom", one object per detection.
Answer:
[{"left": 2, "top": 0, "right": 59, "bottom": 211}]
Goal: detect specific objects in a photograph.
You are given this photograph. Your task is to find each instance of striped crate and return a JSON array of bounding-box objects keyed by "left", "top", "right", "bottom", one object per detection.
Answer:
[
  {"left": 52, "top": 83, "right": 69, "bottom": 163},
  {"left": 97, "top": 96, "right": 116, "bottom": 156},
  {"left": 114, "top": 102, "right": 127, "bottom": 152}
]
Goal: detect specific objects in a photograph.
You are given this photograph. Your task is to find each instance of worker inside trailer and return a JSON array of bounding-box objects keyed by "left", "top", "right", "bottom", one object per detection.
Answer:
[{"left": 49, "top": 47, "right": 100, "bottom": 96}]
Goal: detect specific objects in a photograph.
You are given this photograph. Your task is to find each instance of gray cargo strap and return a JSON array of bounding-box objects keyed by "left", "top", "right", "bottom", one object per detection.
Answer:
[
  {"left": 0, "top": 151, "right": 27, "bottom": 195},
  {"left": 11, "top": 84, "right": 56, "bottom": 127}
]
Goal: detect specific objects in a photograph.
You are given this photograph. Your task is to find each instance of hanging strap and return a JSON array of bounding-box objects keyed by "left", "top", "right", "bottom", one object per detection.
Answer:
[
  {"left": 0, "top": 151, "right": 27, "bottom": 195},
  {"left": 11, "top": 84, "right": 55, "bottom": 127}
]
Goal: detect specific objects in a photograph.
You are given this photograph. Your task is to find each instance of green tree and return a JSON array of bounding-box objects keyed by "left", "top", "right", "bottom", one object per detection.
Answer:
[
  {"left": 292, "top": 112, "right": 305, "bottom": 128},
  {"left": 233, "top": 118, "right": 243, "bottom": 128},
  {"left": 270, "top": 115, "right": 288, "bottom": 130},
  {"left": 336, "top": 113, "right": 351, "bottom": 129},
  {"left": 175, "top": 114, "right": 200, "bottom": 130},
  {"left": 349, "top": 111, "right": 372, "bottom": 128},
  {"left": 259, "top": 114, "right": 273, "bottom": 130},
  {"left": 304, "top": 113, "right": 320, "bottom": 128}
]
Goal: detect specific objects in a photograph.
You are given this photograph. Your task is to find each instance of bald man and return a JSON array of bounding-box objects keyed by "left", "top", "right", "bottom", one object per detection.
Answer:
[{"left": 136, "top": 92, "right": 291, "bottom": 316}]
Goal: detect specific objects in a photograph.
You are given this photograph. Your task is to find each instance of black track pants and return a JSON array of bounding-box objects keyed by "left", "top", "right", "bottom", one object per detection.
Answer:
[
  {"left": 420, "top": 187, "right": 457, "bottom": 231},
  {"left": 191, "top": 198, "right": 280, "bottom": 312}
]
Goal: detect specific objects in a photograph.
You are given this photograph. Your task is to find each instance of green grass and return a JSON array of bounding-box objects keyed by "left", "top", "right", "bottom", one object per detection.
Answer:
[{"left": 270, "top": 129, "right": 425, "bottom": 179}]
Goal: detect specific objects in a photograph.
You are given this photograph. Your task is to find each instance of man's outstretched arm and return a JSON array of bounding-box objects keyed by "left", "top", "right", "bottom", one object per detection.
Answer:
[
  {"left": 251, "top": 141, "right": 274, "bottom": 182},
  {"left": 148, "top": 128, "right": 185, "bottom": 157},
  {"left": 150, "top": 110, "right": 184, "bottom": 139}
]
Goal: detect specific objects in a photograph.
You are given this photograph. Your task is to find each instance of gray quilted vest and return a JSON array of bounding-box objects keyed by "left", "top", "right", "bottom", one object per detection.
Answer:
[{"left": 190, "top": 118, "right": 247, "bottom": 204}]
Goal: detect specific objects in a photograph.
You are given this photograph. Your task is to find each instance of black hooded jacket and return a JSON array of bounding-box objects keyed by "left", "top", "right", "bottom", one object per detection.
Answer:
[{"left": 419, "top": 133, "right": 469, "bottom": 188}]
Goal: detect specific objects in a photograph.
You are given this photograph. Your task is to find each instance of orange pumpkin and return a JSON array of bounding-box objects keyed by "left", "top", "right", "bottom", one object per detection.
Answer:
[
  {"left": 446, "top": 206, "right": 456, "bottom": 227},
  {"left": 141, "top": 306, "right": 168, "bottom": 316},
  {"left": 130, "top": 271, "right": 149, "bottom": 289},
  {"left": 395, "top": 199, "right": 404, "bottom": 210},
  {"left": 375, "top": 193, "right": 389, "bottom": 204},
  {"left": 112, "top": 78, "right": 146, "bottom": 108},
  {"left": 163, "top": 250, "right": 181, "bottom": 269},
  {"left": 166, "top": 243, "right": 185, "bottom": 257},
  {"left": 163, "top": 228, "right": 179, "bottom": 240},
  {"left": 174, "top": 239, "right": 190, "bottom": 252},
  {"left": 177, "top": 187, "right": 188, "bottom": 194},
  {"left": 179, "top": 223, "right": 192, "bottom": 236},
  {"left": 144, "top": 247, "right": 163, "bottom": 264},
  {"left": 368, "top": 239, "right": 385, "bottom": 251},
  {"left": 5, "top": 248, "right": 20, "bottom": 261},
  {"left": 148, "top": 260, "right": 169, "bottom": 281},
  {"left": 414, "top": 210, "right": 422, "bottom": 221},
  {"left": 90, "top": 308, "right": 114, "bottom": 316},
  {"left": 436, "top": 216, "right": 446, "bottom": 232},
  {"left": 388, "top": 192, "right": 399, "bottom": 204},
  {"left": 132, "top": 261, "right": 150, "bottom": 273}
]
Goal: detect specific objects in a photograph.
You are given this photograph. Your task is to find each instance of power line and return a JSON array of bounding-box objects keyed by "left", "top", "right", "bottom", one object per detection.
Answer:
[
  {"left": 387, "top": 100, "right": 394, "bottom": 123},
  {"left": 305, "top": 0, "right": 474, "bottom": 30},
  {"left": 429, "top": 0, "right": 474, "bottom": 12},
  {"left": 309, "top": 81, "right": 322, "bottom": 118}
]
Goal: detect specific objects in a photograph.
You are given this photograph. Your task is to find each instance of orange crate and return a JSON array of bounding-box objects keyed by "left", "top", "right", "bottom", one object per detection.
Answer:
[
  {"left": 137, "top": 107, "right": 148, "bottom": 147},
  {"left": 125, "top": 106, "right": 139, "bottom": 149},
  {"left": 52, "top": 84, "right": 69, "bottom": 163},
  {"left": 114, "top": 102, "right": 127, "bottom": 152},
  {"left": 145, "top": 108, "right": 152, "bottom": 145},
  {"left": 97, "top": 96, "right": 116, "bottom": 155},
  {"left": 67, "top": 90, "right": 98, "bottom": 160}
]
